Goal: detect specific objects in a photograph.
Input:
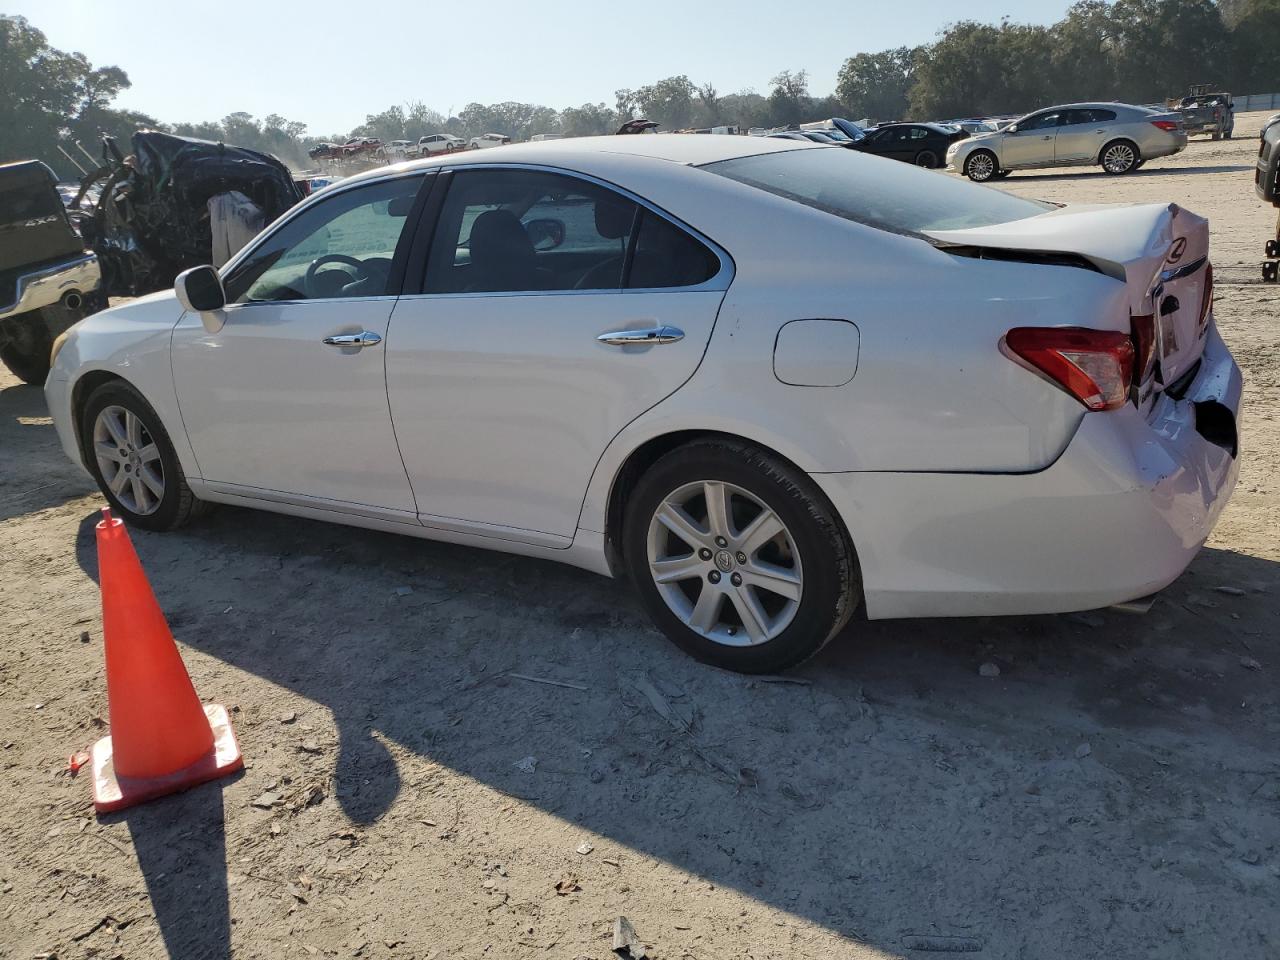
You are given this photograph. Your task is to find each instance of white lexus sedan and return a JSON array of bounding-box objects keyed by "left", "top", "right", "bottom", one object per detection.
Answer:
[{"left": 45, "top": 135, "right": 1241, "bottom": 673}]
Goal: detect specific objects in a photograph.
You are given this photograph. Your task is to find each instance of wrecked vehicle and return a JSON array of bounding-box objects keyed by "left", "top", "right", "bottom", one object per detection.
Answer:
[
  {"left": 1168, "top": 86, "right": 1234, "bottom": 140},
  {"left": 0, "top": 160, "right": 103, "bottom": 384},
  {"left": 70, "top": 130, "right": 304, "bottom": 296}
]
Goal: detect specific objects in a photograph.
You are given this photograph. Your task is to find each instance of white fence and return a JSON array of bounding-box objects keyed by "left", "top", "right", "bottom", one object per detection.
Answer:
[{"left": 1236, "top": 92, "right": 1280, "bottom": 112}]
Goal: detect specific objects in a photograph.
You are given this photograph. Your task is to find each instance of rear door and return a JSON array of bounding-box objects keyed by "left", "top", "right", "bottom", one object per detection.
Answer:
[{"left": 385, "top": 166, "right": 730, "bottom": 543}]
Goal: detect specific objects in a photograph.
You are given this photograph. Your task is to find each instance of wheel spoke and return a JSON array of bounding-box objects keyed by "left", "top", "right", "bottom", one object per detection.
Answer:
[
  {"left": 135, "top": 443, "right": 160, "bottom": 465},
  {"left": 655, "top": 501, "right": 708, "bottom": 551},
  {"left": 139, "top": 463, "right": 164, "bottom": 498},
  {"left": 108, "top": 466, "right": 129, "bottom": 495},
  {"left": 125, "top": 411, "right": 144, "bottom": 447},
  {"left": 729, "top": 588, "right": 771, "bottom": 645},
  {"left": 101, "top": 411, "right": 127, "bottom": 448},
  {"left": 741, "top": 560, "right": 802, "bottom": 602},
  {"left": 95, "top": 442, "right": 124, "bottom": 463},
  {"left": 687, "top": 584, "right": 723, "bottom": 632},
  {"left": 702, "top": 481, "right": 732, "bottom": 539},
  {"left": 131, "top": 476, "right": 148, "bottom": 512},
  {"left": 737, "top": 508, "right": 784, "bottom": 556},
  {"left": 651, "top": 554, "right": 704, "bottom": 584}
]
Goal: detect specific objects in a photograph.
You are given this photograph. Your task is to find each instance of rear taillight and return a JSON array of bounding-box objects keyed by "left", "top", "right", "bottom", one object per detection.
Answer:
[
  {"left": 1131, "top": 313, "right": 1157, "bottom": 386},
  {"left": 1151, "top": 120, "right": 1180, "bottom": 132},
  {"left": 1003, "top": 327, "right": 1135, "bottom": 411},
  {"left": 1199, "top": 262, "right": 1214, "bottom": 333}
]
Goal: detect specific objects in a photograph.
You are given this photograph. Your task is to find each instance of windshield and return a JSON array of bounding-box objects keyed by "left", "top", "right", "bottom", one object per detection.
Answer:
[{"left": 701, "top": 147, "right": 1052, "bottom": 235}]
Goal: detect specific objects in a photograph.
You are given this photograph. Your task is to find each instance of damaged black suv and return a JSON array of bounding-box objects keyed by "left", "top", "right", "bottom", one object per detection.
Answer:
[{"left": 0, "top": 160, "right": 103, "bottom": 384}]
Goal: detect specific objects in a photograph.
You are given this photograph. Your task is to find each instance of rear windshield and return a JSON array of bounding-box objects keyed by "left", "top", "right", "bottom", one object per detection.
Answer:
[{"left": 701, "top": 148, "right": 1051, "bottom": 236}]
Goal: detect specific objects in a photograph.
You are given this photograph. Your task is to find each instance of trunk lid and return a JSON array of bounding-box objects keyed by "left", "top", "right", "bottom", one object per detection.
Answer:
[{"left": 926, "top": 202, "right": 1211, "bottom": 404}]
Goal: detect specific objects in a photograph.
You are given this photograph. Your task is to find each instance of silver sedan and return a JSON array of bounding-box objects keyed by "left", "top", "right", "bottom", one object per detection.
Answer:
[{"left": 947, "top": 102, "right": 1188, "bottom": 181}]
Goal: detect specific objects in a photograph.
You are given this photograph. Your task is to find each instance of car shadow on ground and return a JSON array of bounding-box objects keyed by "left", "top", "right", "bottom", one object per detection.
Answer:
[
  {"left": 1007, "top": 163, "right": 1253, "bottom": 183},
  {"left": 0, "top": 382, "right": 95, "bottom": 522},
  {"left": 71, "top": 503, "right": 1280, "bottom": 956}
]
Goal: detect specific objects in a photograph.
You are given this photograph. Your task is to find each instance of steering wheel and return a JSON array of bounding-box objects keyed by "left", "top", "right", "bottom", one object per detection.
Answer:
[{"left": 305, "top": 254, "right": 369, "bottom": 299}]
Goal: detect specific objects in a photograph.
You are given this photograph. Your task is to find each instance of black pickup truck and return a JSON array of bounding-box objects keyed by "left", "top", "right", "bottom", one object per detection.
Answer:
[{"left": 0, "top": 160, "right": 103, "bottom": 383}]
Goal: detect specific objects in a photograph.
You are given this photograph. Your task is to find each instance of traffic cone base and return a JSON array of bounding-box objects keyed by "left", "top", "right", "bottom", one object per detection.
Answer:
[{"left": 91, "top": 703, "right": 243, "bottom": 813}]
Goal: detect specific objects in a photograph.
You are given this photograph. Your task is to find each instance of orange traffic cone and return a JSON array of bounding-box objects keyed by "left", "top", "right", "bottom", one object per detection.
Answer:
[{"left": 89, "top": 507, "right": 242, "bottom": 813}]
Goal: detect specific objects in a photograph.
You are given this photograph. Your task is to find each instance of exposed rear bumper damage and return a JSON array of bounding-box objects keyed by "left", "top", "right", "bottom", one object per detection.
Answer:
[{"left": 815, "top": 323, "right": 1241, "bottom": 620}]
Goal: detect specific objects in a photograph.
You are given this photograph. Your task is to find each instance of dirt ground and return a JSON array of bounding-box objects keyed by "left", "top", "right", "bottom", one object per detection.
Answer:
[{"left": 2, "top": 115, "right": 1278, "bottom": 960}]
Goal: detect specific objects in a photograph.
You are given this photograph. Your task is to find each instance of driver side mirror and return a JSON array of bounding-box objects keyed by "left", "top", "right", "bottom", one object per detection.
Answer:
[
  {"left": 175, "top": 265, "right": 227, "bottom": 333},
  {"left": 1006, "top": 125, "right": 1019, "bottom": 134},
  {"left": 524, "top": 218, "right": 566, "bottom": 251}
]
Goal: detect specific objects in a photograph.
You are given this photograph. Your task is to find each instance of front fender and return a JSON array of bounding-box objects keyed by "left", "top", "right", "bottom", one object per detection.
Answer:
[{"left": 50, "top": 291, "right": 200, "bottom": 481}]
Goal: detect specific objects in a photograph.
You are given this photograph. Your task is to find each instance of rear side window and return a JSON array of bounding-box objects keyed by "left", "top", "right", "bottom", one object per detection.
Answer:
[
  {"left": 703, "top": 149, "right": 1051, "bottom": 235},
  {"left": 629, "top": 210, "right": 721, "bottom": 288},
  {"left": 423, "top": 168, "right": 720, "bottom": 294}
]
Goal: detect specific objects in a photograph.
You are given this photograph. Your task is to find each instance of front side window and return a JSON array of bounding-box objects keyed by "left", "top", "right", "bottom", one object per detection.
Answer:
[
  {"left": 1020, "top": 112, "right": 1063, "bottom": 131},
  {"left": 422, "top": 168, "right": 720, "bottom": 294},
  {"left": 224, "top": 175, "right": 423, "bottom": 304},
  {"left": 703, "top": 148, "right": 1052, "bottom": 235}
]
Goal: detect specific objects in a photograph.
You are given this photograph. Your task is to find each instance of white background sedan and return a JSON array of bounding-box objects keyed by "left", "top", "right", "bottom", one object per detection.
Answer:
[{"left": 45, "top": 136, "right": 1240, "bottom": 672}]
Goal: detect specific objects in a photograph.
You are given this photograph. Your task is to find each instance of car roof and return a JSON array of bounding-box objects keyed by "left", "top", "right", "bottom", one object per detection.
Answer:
[{"left": 350, "top": 133, "right": 808, "bottom": 183}]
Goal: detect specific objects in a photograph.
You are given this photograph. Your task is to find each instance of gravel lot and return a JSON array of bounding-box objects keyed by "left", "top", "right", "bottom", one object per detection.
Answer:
[{"left": 1, "top": 116, "right": 1277, "bottom": 960}]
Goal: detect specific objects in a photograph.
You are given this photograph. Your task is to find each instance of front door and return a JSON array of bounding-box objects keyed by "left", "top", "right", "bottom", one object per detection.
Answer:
[
  {"left": 386, "top": 167, "right": 729, "bottom": 543},
  {"left": 172, "top": 174, "right": 427, "bottom": 518},
  {"left": 1002, "top": 110, "right": 1063, "bottom": 167},
  {"left": 1054, "top": 107, "right": 1114, "bottom": 163}
]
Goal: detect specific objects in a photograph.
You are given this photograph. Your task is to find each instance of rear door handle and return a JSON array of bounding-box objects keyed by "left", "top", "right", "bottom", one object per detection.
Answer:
[
  {"left": 597, "top": 325, "right": 684, "bottom": 346},
  {"left": 322, "top": 331, "right": 383, "bottom": 348}
]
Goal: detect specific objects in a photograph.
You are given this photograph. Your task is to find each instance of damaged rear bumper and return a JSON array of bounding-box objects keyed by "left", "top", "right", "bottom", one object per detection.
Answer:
[{"left": 813, "top": 324, "right": 1242, "bottom": 620}]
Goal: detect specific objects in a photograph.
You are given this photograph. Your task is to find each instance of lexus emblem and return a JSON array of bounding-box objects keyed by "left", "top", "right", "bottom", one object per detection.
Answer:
[{"left": 1166, "top": 237, "right": 1187, "bottom": 264}]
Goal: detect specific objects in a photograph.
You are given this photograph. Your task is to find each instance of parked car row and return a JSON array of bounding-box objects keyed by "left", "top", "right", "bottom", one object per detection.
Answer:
[{"left": 773, "top": 120, "right": 967, "bottom": 169}]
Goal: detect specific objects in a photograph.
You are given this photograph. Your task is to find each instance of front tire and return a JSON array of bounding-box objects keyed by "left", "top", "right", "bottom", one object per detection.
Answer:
[
  {"left": 623, "top": 439, "right": 860, "bottom": 673},
  {"left": 80, "top": 380, "right": 206, "bottom": 531},
  {"left": 964, "top": 150, "right": 998, "bottom": 182},
  {"left": 1100, "top": 139, "right": 1140, "bottom": 174}
]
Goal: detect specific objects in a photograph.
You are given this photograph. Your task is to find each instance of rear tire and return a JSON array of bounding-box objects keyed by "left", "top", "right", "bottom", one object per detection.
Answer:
[
  {"left": 0, "top": 311, "right": 52, "bottom": 385},
  {"left": 914, "top": 150, "right": 939, "bottom": 169},
  {"left": 1100, "top": 139, "right": 1140, "bottom": 174},
  {"left": 623, "top": 438, "right": 860, "bottom": 674},
  {"left": 80, "top": 380, "right": 207, "bottom": 532},
  {"left": 964, "top": 150, "right": 998, "bottom": 182}
]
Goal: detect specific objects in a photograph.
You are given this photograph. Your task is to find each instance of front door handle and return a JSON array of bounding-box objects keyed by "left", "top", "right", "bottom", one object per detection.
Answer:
[
  {"left": 1042, "top": 135, "right": 1053, "bottom": 140},
  {"left": 597, "top": 325, "right": 684, "bottom": 346},
  {"left": 322, "top": 331, "right": 383, "bottom": 348}
]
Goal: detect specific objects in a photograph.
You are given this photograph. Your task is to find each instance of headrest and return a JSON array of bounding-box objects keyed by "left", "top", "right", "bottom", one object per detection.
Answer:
[
  {"left": 469, "top": 209, "right": 534, "bottom": 263},
  {"left": 594, "top": 198, "right": 633, "bottom": 240}
]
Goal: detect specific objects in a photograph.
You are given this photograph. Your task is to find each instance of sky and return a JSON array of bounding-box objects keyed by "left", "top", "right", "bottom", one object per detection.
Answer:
[{"left": 13, "top": 0, "right": 1074, "bottom": 135}]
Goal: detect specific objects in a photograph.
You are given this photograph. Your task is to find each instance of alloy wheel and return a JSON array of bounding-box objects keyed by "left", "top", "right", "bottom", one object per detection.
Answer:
[
  {"left": 967, "top": 153, "right": 995, "bottom": 181},
  {"left": 92, "top": 405, "right": 165, "bottom": 516},
  {"left": 646, "top": 480, "right": 803, "bottom": 647},
  {"left": 1103, "top": 143, "right": 1136, "bottom": 173}
]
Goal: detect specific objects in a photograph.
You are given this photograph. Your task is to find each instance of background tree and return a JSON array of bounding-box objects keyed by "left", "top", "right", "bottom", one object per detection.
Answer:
[
  {"left": 835, "top": 47, "right": 916, "bottom": 121},
  {"left": 767, "top": 69, "right": 811, "bottom": 125},
  {"left": 1228, "top": 0, "right": 1280, "bottom": 91},
  {"left": 633, "top": 75, "right": 697, "bottom": 129}
]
